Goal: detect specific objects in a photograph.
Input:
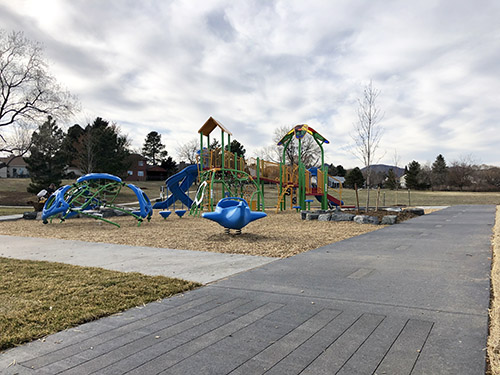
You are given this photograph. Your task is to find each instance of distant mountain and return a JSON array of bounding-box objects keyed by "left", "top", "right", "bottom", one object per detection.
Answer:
[{"left": 360, "top": 164, "right": 405, "bottom": 177}]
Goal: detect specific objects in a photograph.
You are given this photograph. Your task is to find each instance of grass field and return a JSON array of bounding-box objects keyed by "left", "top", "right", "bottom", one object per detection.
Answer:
[
  {"left": 0, "top": 257, "right": 199, "bottom": 351},
  {"left": 0, "top": 178, "right": 164, "bottom": 206},
  {"left": 1, "top": 178, "right": 500, "bottom": 209},
  {"left": 0, "top": 207, "right": 27, "bottom": 216},
  {"left": 338, "top": 188, "right": 500, "bottom": 207}
]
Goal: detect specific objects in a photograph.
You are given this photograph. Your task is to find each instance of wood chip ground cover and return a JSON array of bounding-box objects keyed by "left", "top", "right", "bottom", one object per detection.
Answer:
[
  {"left": 488, "top": 206, "right": 500, "bottom": 374},
  {"left": 0, "top": 211, "right": 382, "bottom": 258}
]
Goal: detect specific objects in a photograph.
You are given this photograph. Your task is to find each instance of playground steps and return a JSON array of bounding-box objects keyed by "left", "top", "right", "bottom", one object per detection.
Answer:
[{"left": 275, "top": 184, "right": 295, "bottom": 213}]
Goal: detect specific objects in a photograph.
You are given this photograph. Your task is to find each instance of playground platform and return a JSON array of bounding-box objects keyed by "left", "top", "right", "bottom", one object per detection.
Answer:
[{"left": 0, "top": 205, "right": 494, "bottom": 374}]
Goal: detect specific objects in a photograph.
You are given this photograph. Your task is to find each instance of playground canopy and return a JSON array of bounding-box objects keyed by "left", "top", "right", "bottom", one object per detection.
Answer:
[
  {"left": 198, "top": 116, "right": 233, "bottom": 136},
  {"left": 277, "top": 124, "right": 329, "bottom": 146}
]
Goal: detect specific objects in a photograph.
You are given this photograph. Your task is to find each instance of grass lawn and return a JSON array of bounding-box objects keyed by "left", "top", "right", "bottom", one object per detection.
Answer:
[
  {"left": 0, "top": 207, "right": 28, "bottom": 216},
  {"left": 0, "top": 178, "right": 165, "bottom": 206},
  {"left": 337, "top": 188, "right": 500, "bottom": 207},
  {"left": 2, "top": 178, "right": 499, "bottom": 208},
  {"left": 0, "top": 257, "right": 199, "bottom": 351}
]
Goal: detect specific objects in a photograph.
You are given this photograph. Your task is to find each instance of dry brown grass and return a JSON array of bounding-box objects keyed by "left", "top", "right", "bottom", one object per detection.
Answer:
[
  {"left": 0, "top": 257, "right": 199, "bottom": 351},
  {"left": 0, "top": 211, "right": 382, "bottom": 258},
  {"left": 489, "top": 206, "right": 500, "bottom": 374}
]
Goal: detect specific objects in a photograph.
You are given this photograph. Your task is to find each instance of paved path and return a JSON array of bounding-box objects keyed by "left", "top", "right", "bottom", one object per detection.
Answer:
[
  {"left": 0, "top": 236, "right": 276, "bottom": 285},
  {"left": 0, "top": 205, "right": 495, "bottom": 374},
  {"left": 0, "top": 214, "right": 23, "bottom": 221}
]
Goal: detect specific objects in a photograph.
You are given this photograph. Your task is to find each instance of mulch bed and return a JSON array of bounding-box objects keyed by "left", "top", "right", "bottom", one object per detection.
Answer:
[{"left": 0, "top": 210, "right": 384, "bottom": 258}]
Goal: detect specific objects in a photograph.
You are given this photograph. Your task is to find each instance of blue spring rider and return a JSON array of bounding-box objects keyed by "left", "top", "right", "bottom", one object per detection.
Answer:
[{"left": 202, "top": 197, "right": 267, "bottom": 234}]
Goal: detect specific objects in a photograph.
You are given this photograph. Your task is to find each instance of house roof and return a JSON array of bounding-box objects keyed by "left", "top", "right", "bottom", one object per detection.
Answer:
[
  {"left": 147, "top": 165, "right": 168, "bottom": 172},
  {"left": 0, "top": 156, "right": 27, "bottom": 167},
  {"left": 198, "top": 117, "right": 233, "bottom": 136},
  {"left": 128, "top": 153, "right": 147, "bottom": 161}
]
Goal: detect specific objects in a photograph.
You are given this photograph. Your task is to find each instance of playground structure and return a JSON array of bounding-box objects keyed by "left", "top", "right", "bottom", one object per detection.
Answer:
[
  {"left": 276, "top": 124, "right": 344, "bottom": 211},
  {"left": 153, "top": 117, "right": 344, "bottom": 217},
  {"left": 42, "top": 173, "right": 153, "bottom": 227},
  {"left": 154, "top": 117, "right": 265, "bottom": 217}
]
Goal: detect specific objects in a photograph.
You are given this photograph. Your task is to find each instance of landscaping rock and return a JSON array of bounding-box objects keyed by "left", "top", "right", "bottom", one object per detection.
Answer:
[
  {"left": 384, "top": 207, "right": 402, "bottom": 212},
  {"left": 405, "top": 208, "right": 425, "bottom": 216},
  {"left": 318, "top": 213, "right": 331, "bottom": 221},
  {"left": 101, "top": 208, "right": 117, "bottom": 218},
  {"left": 330, "top": 213, "right": 355, "bottom": 222},
  {"left": 306, "top": 213, "right": 319, "bottom": 220},
  {"left": 114, "top": 209, "right": 132, "bottom": 216},
  {"left": 301, "top": 211, "right": 310, "bottom": 220},
  {"left": 23, "top": 211, "right": 37, "bottom": 220},
  {"left": 354, "top": 215, "right": 380, "bottom": 225},
  {"left": 381, "top": 215, "right": 398, "bottom": 225}
]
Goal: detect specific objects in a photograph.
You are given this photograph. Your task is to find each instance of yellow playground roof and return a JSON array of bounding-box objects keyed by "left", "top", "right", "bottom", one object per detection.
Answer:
[{"left": 198, "top": 117, "right": 233, "bottom": 136}]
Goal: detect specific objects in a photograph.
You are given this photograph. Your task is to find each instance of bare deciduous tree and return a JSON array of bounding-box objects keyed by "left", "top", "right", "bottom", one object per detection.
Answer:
[
  {"left": 176, "top": 138, "right": 199, "bottom": 164},
  {"left": 0, "top": 121, "right": 35, "bottom": 169},
  {"left": 256, "top": 125, "right": 321, "bottom": 168},
  {"left": 78, "top": 130, "right": 96, "bottom": 174},
  {"left": 448, "top": 154, "right": 477, "bottom": 191},
  {"left": 0, "top": 30, "right": 78, "bottom": 151},
  {"left": 351, "top": 81, "right": 384, "bottom": 209}
]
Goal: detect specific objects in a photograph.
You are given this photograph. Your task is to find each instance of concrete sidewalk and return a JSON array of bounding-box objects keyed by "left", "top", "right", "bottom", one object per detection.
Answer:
[
  {"left": 0, "top": 236, "right": 276, "bottom": 284},
  {"left": 0, "top": 205, "right": 495, "bottom": 374}
]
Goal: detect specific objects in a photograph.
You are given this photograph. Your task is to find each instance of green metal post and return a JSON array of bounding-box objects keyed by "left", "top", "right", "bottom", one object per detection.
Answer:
[
  {"left": 221, "top": 129, "right": 225, "bottom": 198},
  {"left": 298, "top": 137, "right": 305, "bottom": 210},
  {"left": 279, "top": 149, "right": 284, "bottom": 210},
  {"left": 221, "top": 129, "right": 225, "bottom": 168},
  {"left": 256, "top": 157, "right": 261, "bottom": 210},
  {"left": 228, "top": 133, "right": 231, "bottom": 170},
  {"left": 211, "top": 172, "right": 216, "bottom": 211},
  {"left": 280, "top": 137, "right": 294, "bottom": 211},
  {"left": 319, "top": 143, "right": 327, "bottom": 210},
  {"left": 199, "top": 132, "right": 204, "bottom": 170}
]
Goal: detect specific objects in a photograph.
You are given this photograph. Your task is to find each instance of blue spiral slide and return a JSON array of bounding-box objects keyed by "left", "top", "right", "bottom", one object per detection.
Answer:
[{"left": 152, "top": 164, "right": 198, "bottom": 209}]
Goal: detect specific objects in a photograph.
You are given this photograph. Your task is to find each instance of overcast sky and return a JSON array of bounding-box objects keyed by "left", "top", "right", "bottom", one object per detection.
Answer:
[{"left": 1, "top": 0, "right": 499, "bottom": 168}]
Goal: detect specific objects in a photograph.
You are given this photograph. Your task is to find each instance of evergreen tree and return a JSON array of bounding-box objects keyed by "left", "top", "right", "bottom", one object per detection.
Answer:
[
  {"left": 405, "top": 160, "right": 421, "bottom": 189},
  {"left": 386, "top": 168, "right": 398, "bottom": 190},
  {"left": 431, "top": 154, "right": 448, "bottom": 189},
  {"left": 142, "top": 131, "right": 168, "bottom": 166},
  {"left": 61, "top": 124, "right": 84, "bottom": 169},
  {"left": 24, "top": 116, "right": 66, "bottom": 194},
  {"left": 209, "top": 139, "right": 220, "bottom": 150},
  {"left": 160, "top": 156, "right": 177, "bottom": 178},
  {"left": 336, "top": 165, "right": 347, "bottom": 177},
  {"left": 226, "top": 139, "right": 246, "bottom": 157},
  {"left": 79, "top": 117, "right": 130, "bottom": 176},
  {"left": 344, "top": 167, "right": 365, "bottom": 188},
  {"left": 328, "top": 164, "right": 338, "bottom": 176}
]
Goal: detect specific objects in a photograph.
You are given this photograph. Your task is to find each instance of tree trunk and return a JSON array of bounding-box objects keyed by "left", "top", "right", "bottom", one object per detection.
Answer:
[{"left": 365, "top": 173, "right": 370, "bottom": 211}]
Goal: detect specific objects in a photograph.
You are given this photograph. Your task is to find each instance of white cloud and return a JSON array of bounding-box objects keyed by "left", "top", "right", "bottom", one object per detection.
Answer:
[{"left": 1, "top": 0, "right": 499, "bottom": 167}]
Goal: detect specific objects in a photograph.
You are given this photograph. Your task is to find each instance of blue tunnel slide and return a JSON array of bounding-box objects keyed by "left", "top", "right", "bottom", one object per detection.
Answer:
[{"left": 152, "top": 164, "right": 198, "bottom": 210}]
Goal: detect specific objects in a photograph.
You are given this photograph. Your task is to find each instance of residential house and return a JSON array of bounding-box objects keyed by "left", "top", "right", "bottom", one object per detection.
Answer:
[
  {"left": 399, "top": 174, "right": 407, "bottom": 188},
  {"left": 125, "top": 153, "right": 148, "bottom": 181},
  {"left": 146, "top": 165, "right": 169, "bottom": 181},
  {"left": 0, "top": 156, "right": 29, "bottom": 178},
  {"left": 328, "top": 176, "right": 345, "bottom": 189}
]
